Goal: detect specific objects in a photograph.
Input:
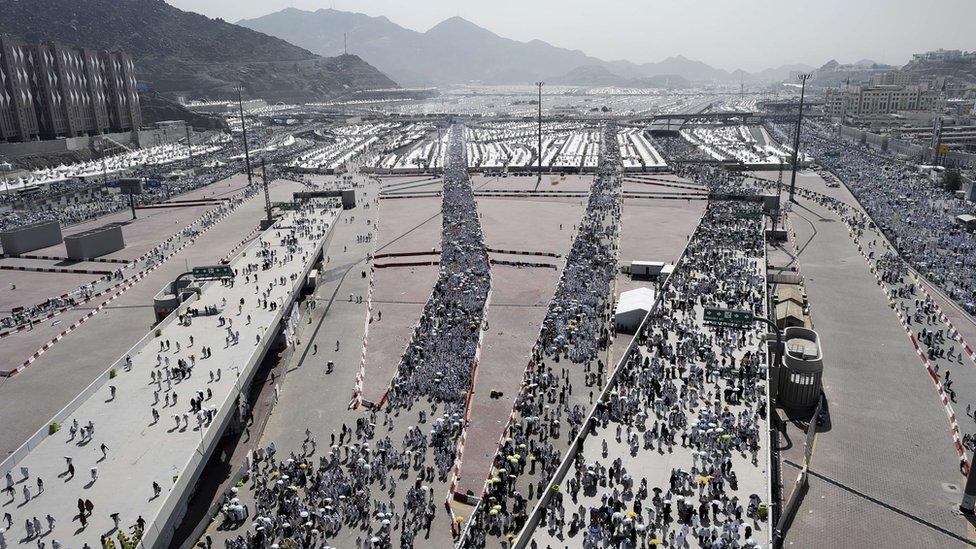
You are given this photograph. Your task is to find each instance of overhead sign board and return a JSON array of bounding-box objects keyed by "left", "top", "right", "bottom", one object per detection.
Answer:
[
  {"left": 118, "top": 178, "right": 144, "bottom": 195},
  {"left": 735, "top": 210, "right": 762, "bottom": 219},
  {"left": 275, "top": 201, "right": 301, "bottom": 211},
  {"left": 192, "top": 265, "right": 234, "bottom": 279},
  {"left": 703, "top": 307, "right": 754, "bottom": 327}
]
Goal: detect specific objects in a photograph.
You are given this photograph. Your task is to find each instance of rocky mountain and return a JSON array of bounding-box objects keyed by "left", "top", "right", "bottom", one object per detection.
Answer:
[
  {"left": 239, "top": 8, "right": 814, "bottom": 86},
  {"left": 809, "top": 58, "right": 896, "bottom": 87},
  {"left": 0, "top": 0, "right": 397, "bottom": 102},
  {"left": 550, "top": 65, "right": 631, "bottom": 87},
  {"left": 239, "top": 9, "right": 606, "bottom": 86}
]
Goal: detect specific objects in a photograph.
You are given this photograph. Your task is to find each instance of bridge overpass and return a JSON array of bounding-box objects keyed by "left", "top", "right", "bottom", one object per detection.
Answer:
[
  {"left": 647, "top": 111, "right": 769, "bottom": 134},
  {"left": 0, "top": 200, "right": 341, "bottom": 548}
]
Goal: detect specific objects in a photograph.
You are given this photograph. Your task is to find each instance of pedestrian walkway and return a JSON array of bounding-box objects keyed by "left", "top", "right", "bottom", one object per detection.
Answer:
[
  {"left": 0, "top": 199, "right": 341, "bottom": 548},
  {"left": 528, "top": 200, "right": 770, "bottom": 548}
]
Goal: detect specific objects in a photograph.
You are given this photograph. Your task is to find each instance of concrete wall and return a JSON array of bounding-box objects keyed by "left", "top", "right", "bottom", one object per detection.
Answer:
[
  {"left": 0, "top": 130, "right": 137, "bottom": 159},
  {"left": 0, "top": 127, "right": 193, "bottom": 160},
  {"left": 64, "top": 224, "right": 124, "bottom": 259},
  {"left": 0, "top": 220, "right": 63, "bottom": 255},
  {"left": 887, "top": 137, "right": 925, "bottom": 158}
]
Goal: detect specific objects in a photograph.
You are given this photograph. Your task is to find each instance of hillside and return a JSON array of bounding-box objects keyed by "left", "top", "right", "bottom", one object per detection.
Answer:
[
  {"left": 239, "top": 9, "right": 605, "bottom": 86},
  {"left": 238, "top": 8, "right": 813, "bottom": 86},
  {"left": 903, "top": 56, "right": 976, "bottom": 85},
  {"left": 138, "top": 92, "right": 228, "bottom": 131},
  {"left": 551, "top": 65, "right": 690, "bottom": 89},
  {"left": 0, "top": 0, "right": 397, "bottom": 102}
]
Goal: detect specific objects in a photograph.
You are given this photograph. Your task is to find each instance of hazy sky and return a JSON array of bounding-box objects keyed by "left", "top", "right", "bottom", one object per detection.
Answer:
[{"left": 167, "top": 0, "right": 976, "bottom": 72}]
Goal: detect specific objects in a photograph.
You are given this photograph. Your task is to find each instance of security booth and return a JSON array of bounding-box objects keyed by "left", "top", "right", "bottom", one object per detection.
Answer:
[{"left": 777, "top": 326, "right": 824, "bottom": 411}]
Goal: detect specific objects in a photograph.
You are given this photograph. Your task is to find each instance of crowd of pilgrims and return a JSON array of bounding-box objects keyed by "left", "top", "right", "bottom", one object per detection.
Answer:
[
  {"left": 532, "top": 201, "right": 769, "bottom": 548},
  {"left": 537, "top": 123, "right": 623, "bottom": 364},
  {"left": 384, "top": 124, "right": 491, "bottom": 413},
  {"left": 651, "top": 136, "right": 715, "bottom": 163},
  {"left": 781, "top": 120, "right": 976, "bottom": 315},
  {"left": 0, "top": 133, "right": 313, "bottom": 231},
  {"left": 463, "top": 123, "right": 627, "bottom": 546},
  {"left": 219, "top": 126, "right": 490, "bottom": 549}
]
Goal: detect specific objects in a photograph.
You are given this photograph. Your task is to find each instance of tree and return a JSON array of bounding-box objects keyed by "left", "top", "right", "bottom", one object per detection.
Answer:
[{"left": 944, "top": 169, "right": 962, "bottom": 192}]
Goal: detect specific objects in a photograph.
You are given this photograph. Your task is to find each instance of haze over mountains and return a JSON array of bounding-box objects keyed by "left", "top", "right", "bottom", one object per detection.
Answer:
[
  {"left": 238, "top": 8, "right": 816, "bottom": 87},
  {"left": 0, "top": 0, "right": 396, "bottom": 102}
]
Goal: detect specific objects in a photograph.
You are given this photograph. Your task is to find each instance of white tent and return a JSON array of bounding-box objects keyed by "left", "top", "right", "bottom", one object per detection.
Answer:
[{"left": 614, "top": 287, "right": 656, "bottom": 333}]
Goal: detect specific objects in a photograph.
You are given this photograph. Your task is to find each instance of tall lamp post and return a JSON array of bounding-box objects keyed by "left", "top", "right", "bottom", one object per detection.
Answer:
[
  {"left": 237, "top": 85, "right": 253, "bottom": 186},
  {"left": 788, "top": 73, "right": 811, "bottom": 202},
  {"left": 261, "top": 160, "right": 272, "bottom": 225},
  {"left": 184, "top": 123, "right": 193, "bottom": 167},
  {"left": 536, "top": 81, "right": 544, "bottom": 187}
]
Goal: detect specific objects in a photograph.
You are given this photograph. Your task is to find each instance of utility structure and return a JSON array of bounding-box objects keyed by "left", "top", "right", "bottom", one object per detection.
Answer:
[
  {"left": 536, "top": 81, "right": 544, "bottom": 187},
  {"left": 237, "top": 84, "right": 253, "bottom": 186},
  {"left": 774, "top": 158, "right": 784, "bottom": 230},
  {"left": 788, "top": 73, "right": 811, "bottom": 202},
  {"left": 261, "top": 160, "right": 273, "bottom": 227},
  {"left": 118, "top": 178, "right": 144, "bottom": 220},
  {"left": 184, "top": 123, "right": 193, "bottom": 166},
  {"left": 930, "top": 115, "right": 945, "bottom": 165}
]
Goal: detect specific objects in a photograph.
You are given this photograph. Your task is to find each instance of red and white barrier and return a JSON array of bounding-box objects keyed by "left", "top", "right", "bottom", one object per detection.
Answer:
[{"left": 2, "top": 186, "right": 262, "bottom": 377}]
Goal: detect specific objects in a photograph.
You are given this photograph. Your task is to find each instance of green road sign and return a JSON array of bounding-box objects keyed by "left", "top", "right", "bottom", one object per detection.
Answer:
[
  {"left": 192, "top": 265, "right": 234, "bottom": 279},
  {"left": 703, "top": 307, "right": 754, "bottom": 327},
  {"left": 275, "top": 201, "right": 301, "bottom": 211},
  {"left": 735, "top": 210, "right": 762, "bottom": 219}
]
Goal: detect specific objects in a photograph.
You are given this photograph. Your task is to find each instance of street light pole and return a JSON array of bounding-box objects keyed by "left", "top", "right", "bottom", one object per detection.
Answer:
[
  {"left": 536, "top": 81, "right": 544, "bottom": 187},
  {"left": 184, "top": 123, "right": 193, "bottom": 167},
  {"left": 237, "top": 85, "right": 253, "bottom": 186},
  {"left": 128, "top": 188, "right": 137, "bottom": 220},
  {"left": 788, "top": 74, "right": 810, "bottom": 202},
  {"left": 774, "top": 158, "right": 784, "bottom": 230},
  {"left": 261, "top": 160, "right": 272, "bottom": 225}
]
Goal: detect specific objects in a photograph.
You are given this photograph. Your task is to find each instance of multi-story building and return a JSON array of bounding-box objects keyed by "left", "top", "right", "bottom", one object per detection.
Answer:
[
  {"left": 823, "top": 82, "right": 945, "bottom": 123},
  {"left": 0, "top": 36, "right": 40, "bottom": 142},
  {"left": 0, "top": 35, "right": 141, "bottom": 142},
  {"left": 870, "top": 70, "right": 920, "bottom": 87},
  {"left": 911, "top": 49, "right": 976, "bottom": 64},
  {"left": 100, "top": 50, "right": 141, "bottom": 133}
]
